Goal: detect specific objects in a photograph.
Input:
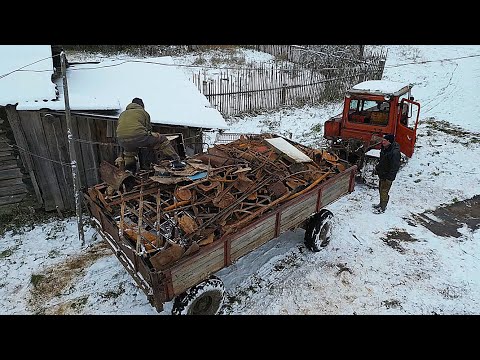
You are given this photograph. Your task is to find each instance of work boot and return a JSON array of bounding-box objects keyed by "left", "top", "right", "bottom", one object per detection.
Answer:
[
  {"left": 123, "top": 152, "right": 138, "bottom": 173},
  {"left": 372, "top": 206, "right": 385, "bottom": 214},
  {"left": 171, "top": 160, "right": 186, "bottom": 170},
  {"left": 372, "top": 203, "right": 382, "bottom": 209}
]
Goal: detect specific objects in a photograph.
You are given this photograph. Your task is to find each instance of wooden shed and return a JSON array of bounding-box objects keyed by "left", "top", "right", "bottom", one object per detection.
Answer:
[
  {"left": 3, "top": 106, "right": 209, "bottom": 211},
  {"left": 0, "top": 45, "right": 227, "bottom": 212}
]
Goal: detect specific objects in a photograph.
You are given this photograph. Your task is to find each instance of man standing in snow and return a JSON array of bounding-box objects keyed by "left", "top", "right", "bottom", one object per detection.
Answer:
[
  {"left": 116, "top": 98, "right": 186, "bottom": 172},
  {"left": 373, "top": 134, "right": 401, "bottom": 213}
]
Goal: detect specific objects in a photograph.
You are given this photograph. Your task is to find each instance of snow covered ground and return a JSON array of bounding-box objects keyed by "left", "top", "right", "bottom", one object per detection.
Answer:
[{"left": 1, "top": 45, "right": 479, "bottom": 315}]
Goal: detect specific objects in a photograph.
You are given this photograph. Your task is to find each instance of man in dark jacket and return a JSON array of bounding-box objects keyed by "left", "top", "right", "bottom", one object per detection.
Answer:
[
  {"left": 116, "top": 98, "right": 186, "bottom": 171},
  {"left": 373, "top": 134, "right": 401, "bottom": 213}
]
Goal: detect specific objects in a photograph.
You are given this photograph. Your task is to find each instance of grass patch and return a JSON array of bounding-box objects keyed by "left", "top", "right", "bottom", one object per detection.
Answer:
[
  {"left": 0, "top": 204, "right": 74, "bottom": 237},
  {"left": 0, "top": 248, "right": 14, "bottom": 258},
  {"left": 100, "top": 285, "right": 125, "bottom": 300},
  {"left": 422, "top": 118, "right": 479, "bottom": 139},
  {"left": 31, "top": 274, "right": 46, "bottom": 288},
  {"left": 70, "top": 296, "right": 88, "bottom": 309}
]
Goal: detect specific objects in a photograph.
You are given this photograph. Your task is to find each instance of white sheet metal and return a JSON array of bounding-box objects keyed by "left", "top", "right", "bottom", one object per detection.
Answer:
[
  {"left": 365, "top": 149, "right": 381, "bottom": 158},
  {"left": 265, "top": 137, "right": 312, "bottom": 163}
]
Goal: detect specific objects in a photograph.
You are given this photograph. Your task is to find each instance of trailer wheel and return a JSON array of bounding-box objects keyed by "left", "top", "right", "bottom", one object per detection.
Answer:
[
  {"left": 304, "top": 209, "right": 333, "bottom": 252},
  {"left": 171, "top": 276, "right": 225, "bottom": 315}
]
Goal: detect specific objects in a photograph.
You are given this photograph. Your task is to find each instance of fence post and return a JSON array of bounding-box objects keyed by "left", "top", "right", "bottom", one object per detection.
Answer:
[{"left": 281, "top": 83, "right": 287, "bottom": 105}]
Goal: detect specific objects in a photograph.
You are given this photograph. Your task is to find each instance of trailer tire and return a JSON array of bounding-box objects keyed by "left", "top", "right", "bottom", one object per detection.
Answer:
[
  {"left": 171, "top": 276, "right": 225, "bottom": 315},
  {"left": 304, "top": 209, "right": 333, "bottom": 252}
]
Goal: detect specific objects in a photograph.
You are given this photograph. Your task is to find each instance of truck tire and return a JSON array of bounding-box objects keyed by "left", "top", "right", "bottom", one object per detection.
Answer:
[
  {"left": 304, "top": 209, "right": 333, "bottom": 252},
  {"left": 171, "top": 276, "right": 225, "bottom": 315}
]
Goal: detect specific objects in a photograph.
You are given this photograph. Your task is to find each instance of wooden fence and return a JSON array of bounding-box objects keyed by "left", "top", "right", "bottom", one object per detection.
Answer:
[{"left": 191, "top": 52, "right": 386, "bottom": 117}]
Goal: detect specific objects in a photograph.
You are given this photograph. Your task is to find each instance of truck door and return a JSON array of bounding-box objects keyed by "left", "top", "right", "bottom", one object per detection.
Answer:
[{"left": 395, "top": 98, "right": 420, "bottom": 158}]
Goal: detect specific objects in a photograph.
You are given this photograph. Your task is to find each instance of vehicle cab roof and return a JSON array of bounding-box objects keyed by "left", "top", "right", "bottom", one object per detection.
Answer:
[{"left": 349, "top": 80, "right": 412, "bottom": 97}]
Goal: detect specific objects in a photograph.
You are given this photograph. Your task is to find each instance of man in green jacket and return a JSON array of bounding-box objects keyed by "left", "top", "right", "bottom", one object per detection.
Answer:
[{"left": 116, "top": 98, "right": 186, "bottom": 171}]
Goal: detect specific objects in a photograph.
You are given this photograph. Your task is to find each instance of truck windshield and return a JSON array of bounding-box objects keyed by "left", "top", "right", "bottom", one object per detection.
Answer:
[{"left": 347, "top": 98, "right": 389, "bottom": 126}]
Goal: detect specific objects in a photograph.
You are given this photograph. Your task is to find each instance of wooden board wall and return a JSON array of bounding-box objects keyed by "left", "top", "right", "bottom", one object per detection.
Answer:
[
  {"left": 0, "top": 131, "right": 27, "bottom": 206},
  {"left": 8, "top": 109, "right": 204, "bottom": 212}
]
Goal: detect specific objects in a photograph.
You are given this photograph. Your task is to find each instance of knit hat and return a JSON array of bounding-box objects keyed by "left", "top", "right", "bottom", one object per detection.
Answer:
[
  {"left": 383, "top": 134, "right": 395, "bottom": 143},
  {"left": 131, "top": 97, "right": 144, "bottom": 108}
]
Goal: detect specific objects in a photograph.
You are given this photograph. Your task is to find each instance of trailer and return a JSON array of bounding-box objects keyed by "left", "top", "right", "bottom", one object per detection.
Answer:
[{"left": 83, "top": 134, "right": 357, "bottom": 315}]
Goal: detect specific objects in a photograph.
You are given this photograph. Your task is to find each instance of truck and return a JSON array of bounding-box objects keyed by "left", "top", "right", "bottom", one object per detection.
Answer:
[
  {"left": 83, "top": 133, "right": 356, "bottom": 315},
  {"left": 323, "top": 80, "right": 421, "bottom": 185}
]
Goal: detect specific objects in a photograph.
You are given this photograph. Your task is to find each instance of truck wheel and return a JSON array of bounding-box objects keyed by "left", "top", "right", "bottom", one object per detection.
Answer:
[
  {"left": 304, "top": 209, "right": 333, "bottom": 252},
  {"left": 171, "top": 276, "right": 225, "bottom": 315}
]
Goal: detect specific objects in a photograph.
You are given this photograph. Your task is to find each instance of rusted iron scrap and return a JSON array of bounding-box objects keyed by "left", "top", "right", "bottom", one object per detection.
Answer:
[{"left": 89, "top": 134, "right": 347, "bottom": 270}]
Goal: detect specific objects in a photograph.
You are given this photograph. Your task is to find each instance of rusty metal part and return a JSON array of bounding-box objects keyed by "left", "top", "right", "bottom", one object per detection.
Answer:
[
  {"left": 268, "top": 181, "right": 289, "bottom": 197},
  {"left": 88, "top": 134, "right": 343, "bottom": 270},
  {"left": 178, "top": 214, "right": 198, "bottom": 234},
  {"left": 233, "top": 172, "right": 254, "bottom": 192},
  {"left": 213, "top": 191, "right": 236, "bottom": 209},
  {"left": 175, "top": 188, "right": 192, "bottom": 201},
  {"left": 197, "top": 180, "right": 220, "bottom": 192},
  {"left": 99, "top": 160, "right": 134, "bottom": 192}
]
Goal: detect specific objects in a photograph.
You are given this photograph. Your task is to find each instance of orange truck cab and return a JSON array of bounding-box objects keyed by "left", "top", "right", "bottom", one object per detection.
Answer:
[{"left": 324, "top": 80, "right": 420, "bottom": 158}]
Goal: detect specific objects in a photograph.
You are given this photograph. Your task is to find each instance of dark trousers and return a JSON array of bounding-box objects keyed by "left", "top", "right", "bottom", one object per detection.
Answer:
[
  {"left": 118, "top": 133, "right": 180, "bottom": 168},
  {"left": 378, "top": 179, "right": 393, "bottom": 210}
]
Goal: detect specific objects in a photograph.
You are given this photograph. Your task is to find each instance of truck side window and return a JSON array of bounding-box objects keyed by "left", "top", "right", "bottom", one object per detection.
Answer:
[
  {"left": 400, "top": 102, "right": 409, "bottom": 126},
  {"left": 348, "top": 99, "right": 368, "bottom": 123}
]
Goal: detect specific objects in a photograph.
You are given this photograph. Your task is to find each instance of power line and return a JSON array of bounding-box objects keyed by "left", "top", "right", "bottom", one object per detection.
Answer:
[
  {"left": 3, "top": 51, "right": 480, "bottom": 81},
  {"left": 0, "top": 54, "right": 59, "bottom": 80},
  {"left": 384, "top": 53, "right": 480, "bottom": 69}
]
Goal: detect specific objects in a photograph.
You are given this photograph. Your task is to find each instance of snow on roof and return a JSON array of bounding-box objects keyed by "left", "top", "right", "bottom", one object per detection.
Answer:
[
  {"left": 0, "top": 46, "right": 227, "bottom": 129},
  {"left": 0, "top": 45, "right": 57, "bottom": 105},
  {"left": 350, "top": 80, "right": 411, "bottom": 96}
]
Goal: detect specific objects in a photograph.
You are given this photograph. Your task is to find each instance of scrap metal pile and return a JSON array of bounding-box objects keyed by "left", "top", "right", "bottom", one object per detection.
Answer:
[{"left": 87, "top": 134, "right": 347, "bottom": 271}]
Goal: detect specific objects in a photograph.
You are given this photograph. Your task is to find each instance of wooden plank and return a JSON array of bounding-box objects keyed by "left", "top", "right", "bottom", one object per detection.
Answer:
[
  {"left": 0, "top": 168, "right": 23, "bottom": 181},
  {"left": 0, "top": 184, "right": 27, "bottom": 197},
  {"left": 70, "top": 115, "right": 87, "bottom": 191},
  {"left": 0, "top": 156, "right": 17, "bottom": 164},
  {"left": 0, "top": 151, "right": 14, "bottom": 158},
  {"left": 231, "top": 215, "right": 276, "bottom": 253},
  {"left": 279, "top": 194, "right": 317, "bottom": 233},
  {"left": 0, "top": 162, "right": 20, "bottom": 170},
  {"left": 230, "top": 215, "right": 276, "bottom": 262},
  {"left": 16, "top": 111, "right": 57, "bottom": 210},
  {"left": 0, "top": 177, "right": 24, "bottom": 187},
  {"left": 170, "top": 242, "right": 225, "bottom": 296},
  {"left": 27, "top": 112, "right": 65, "bottom": 211},
  {"left": 77, "top": 117, "right": 99, "bottom": 187},
  {"left": 321, "top": 176, "right": 351, "bottom": 206},
  {"left": 43, "top": 113, "right": 76, "bottom": 210},
  {"left": 56, "top": 113, "right": 75, "bottom": 210},
  {"left": 0, "top": 140, "right": 12, "bottom": 151},
  {"left": 95, "top": 118, "right": 118, "bottom": 166},
  {"left": 231, "top": 225, "right": 276, "bottom": 263},
  {"left": 0, "top": 193, "right": 27, "bottom": 206},
  {"left": 4, "top": 106, "right": 43, "bottom": 206}
]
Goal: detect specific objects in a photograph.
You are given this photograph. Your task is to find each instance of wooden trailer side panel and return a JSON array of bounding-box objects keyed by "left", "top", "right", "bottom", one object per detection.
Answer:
[
  {"left": 230, "top": 215, "right": 277, "bottom": 263},
  {"left": 164, "top": 166, "right": 356, "bottom": 301},
  {"left": 84, "top": 195, "right": 162, "bottom": 303},
  {"left": 279, "top": 194, "right": 317, "bottom": 234},
  {"left": 169, "top": 241, "right": 225, "bottom": 296},
  {"left": 320, "top": 171, "right": 352, "bottom": 206}
]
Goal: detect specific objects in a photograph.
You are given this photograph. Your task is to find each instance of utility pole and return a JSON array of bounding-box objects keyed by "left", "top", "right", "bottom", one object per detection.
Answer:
[{"left": 61, "top": 51, "right": 85, "bottom": 246}]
